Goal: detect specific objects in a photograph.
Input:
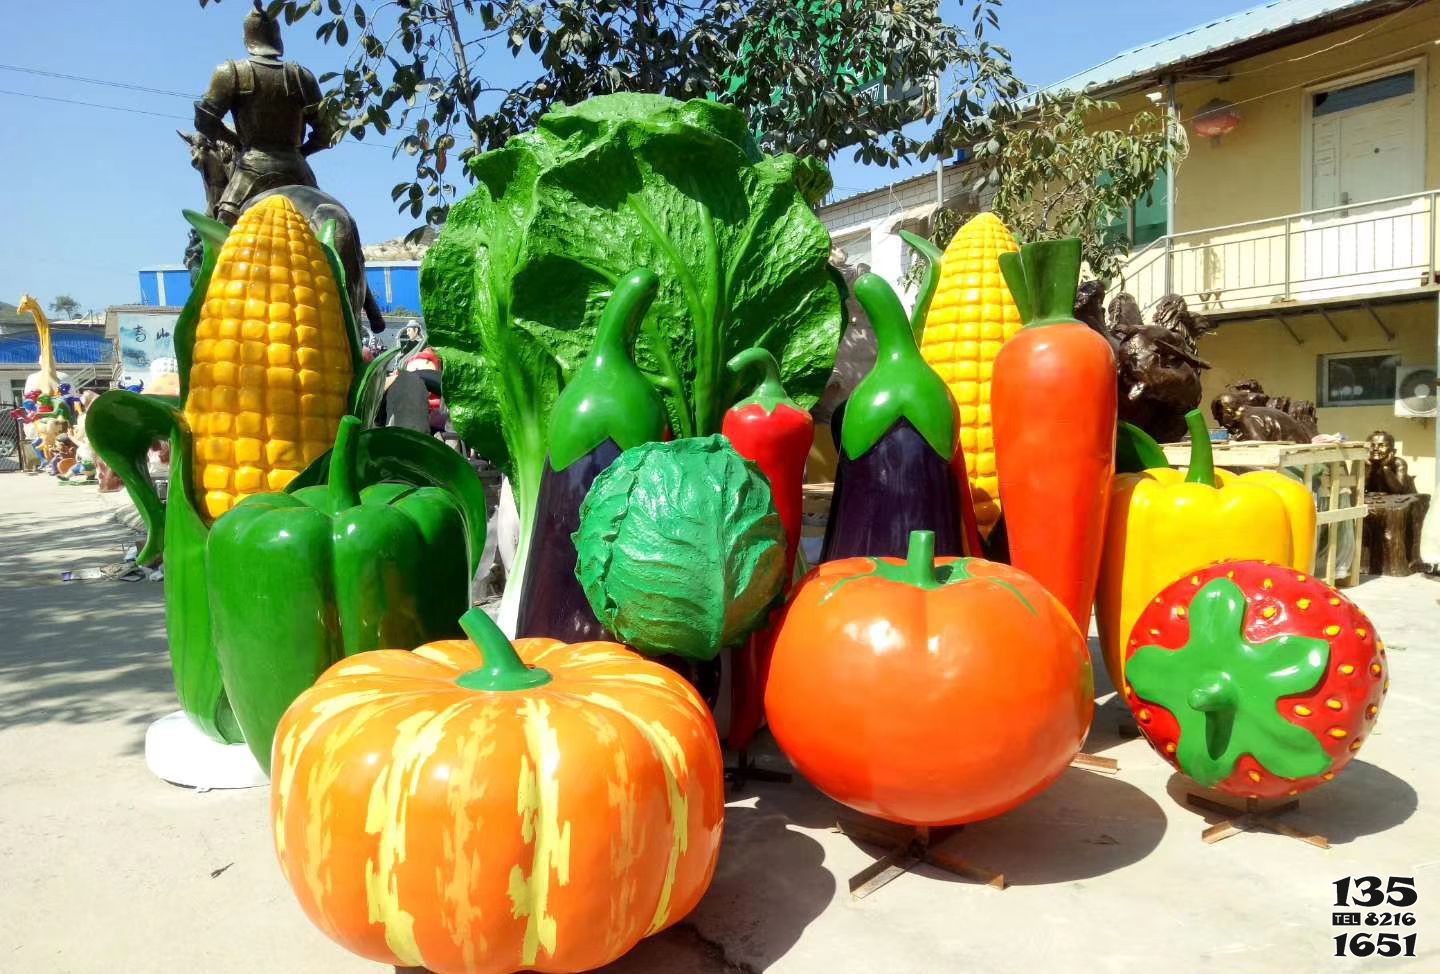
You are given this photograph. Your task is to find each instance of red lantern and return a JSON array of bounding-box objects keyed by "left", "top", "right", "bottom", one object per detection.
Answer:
[{"left": 1192, "top": 98, "right": 1240, "bottom": 142}]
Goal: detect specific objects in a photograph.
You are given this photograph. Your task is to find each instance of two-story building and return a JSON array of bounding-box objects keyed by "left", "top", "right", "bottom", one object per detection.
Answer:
[{"left": 816, "top": 0, "right": 1440, "bottom": 496}]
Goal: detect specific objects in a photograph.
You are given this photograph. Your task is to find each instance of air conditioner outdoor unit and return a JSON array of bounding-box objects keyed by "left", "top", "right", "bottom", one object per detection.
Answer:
[{"left": 1394, "top": 365, "right": 1438, "bottom": 418}]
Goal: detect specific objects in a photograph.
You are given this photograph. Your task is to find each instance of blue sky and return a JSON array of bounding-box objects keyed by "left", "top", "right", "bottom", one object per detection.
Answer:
[{"left": 1, "top": 0, "right": 1247, "bottom": 312}]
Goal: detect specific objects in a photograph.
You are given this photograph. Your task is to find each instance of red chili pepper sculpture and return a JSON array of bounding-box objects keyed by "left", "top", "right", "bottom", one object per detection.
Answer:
[{"left": 722, "top": 347, "right": 812, "bottom": 756}]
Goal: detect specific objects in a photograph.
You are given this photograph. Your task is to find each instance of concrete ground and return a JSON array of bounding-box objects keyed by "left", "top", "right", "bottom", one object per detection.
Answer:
[{"left": 2, "top": 470, "right": 1437, "bottom": 974}]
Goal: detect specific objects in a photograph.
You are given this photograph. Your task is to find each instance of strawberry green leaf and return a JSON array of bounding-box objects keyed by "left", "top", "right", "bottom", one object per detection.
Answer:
[{"left": 1127, "top": 578, "right": 1332, "bottom": 787}]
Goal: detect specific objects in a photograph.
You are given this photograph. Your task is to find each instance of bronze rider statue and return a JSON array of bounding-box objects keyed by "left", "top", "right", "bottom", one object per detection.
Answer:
[{"left": 193, "top": 0, "right": 336, "bottom": 226}]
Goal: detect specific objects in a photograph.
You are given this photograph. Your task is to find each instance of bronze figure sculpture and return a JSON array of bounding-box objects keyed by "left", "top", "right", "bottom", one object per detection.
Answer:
[
  {"left": 1211, "top": 378, "right": 1319, "bottom": 443},
  {"left": 193, "top": 0, "right": 335, "bottom": 225},
  {"left": 1365, "top": 430, "right": 1416, "bottom": 495},
  {"left": 178, "top": 2, "right": 386, "bottom": 333},
  {"left": 1074, "top": 286, "right": 1213, "bottom": 443}
]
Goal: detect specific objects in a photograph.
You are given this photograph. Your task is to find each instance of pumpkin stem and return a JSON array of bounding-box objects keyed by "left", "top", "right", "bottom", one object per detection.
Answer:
[
  {"left": 456, "top": 607, "right": 553, "bottom": 692},
  {"left": 902, "top": 530, "right": 940, "bottom": 588}
]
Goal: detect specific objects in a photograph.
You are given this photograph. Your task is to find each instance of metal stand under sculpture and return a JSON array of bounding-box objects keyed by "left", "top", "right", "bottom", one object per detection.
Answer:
[
  {"left": 838, "top": 818, "right": 1006, "bottom": 898},
  {"left": 1185, "top": 793, "right": 1329, "bottom": 848}
]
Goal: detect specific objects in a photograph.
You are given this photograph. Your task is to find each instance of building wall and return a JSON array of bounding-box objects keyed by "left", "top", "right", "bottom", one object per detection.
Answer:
[
  {"left": 1105, "top": 2, "right": 1440, "bottom": 233},
  {"left": 1197, "top": 298, "right": 1437, "bottom": 494},
  {"left": 816, "top": 163, "right": 978, "bottom": 310}
]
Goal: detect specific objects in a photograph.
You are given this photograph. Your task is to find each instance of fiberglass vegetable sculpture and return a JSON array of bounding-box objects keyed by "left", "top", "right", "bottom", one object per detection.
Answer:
[
  {"left": 207, "top": 416, "right": 487, "bottom": 773},
  {"left": 271, "top": 607, "right": 725, "bottom": 974},
  {"left": 515, "top": 269, "right": 667, "bottom": 642},
  {"left": 86, "top": 198, "right": 420, "bottom": 744},
  {"left": 722, "top": 347, "right": 814, "bottom": 754},
  {"left": 766, "top": 531, "right": 1093, "bottom": 826},
  {"left": 821, "top": 274, "right": 980, "bottom": 562},
  {"left": 916, "top": 214, "right": 1023, "bottom": 537},
  {"left": 1097, "top": 409, "right": 1317, "bottom": 690},
  {"left": 993, "top": 237, "right": 1117, "bottom": 633},
  {"left": 1123, "top": 560, "right": 1386, "bottom": 799},
  {"left": 422, "top": 93, "right": 843, "bottom": 635},
  {"left": 574, "top": 436, "right": 787, "bottom": 661}
]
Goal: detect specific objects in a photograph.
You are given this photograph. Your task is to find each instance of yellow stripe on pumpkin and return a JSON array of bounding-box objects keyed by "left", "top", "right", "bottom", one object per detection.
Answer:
[{"left": 508, "top": 696, "right": 572, "bottom": 967}]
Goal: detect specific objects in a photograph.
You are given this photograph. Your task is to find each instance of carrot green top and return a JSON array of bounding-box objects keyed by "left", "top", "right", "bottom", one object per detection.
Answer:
[{"left": 998, "top": 237, "right": 1083, "bottom": 328}]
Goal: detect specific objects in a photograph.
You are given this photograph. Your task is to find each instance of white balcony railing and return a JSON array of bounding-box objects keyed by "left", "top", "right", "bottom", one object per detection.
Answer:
[{"left": 1124, "top": 190, "right": 1440, "bottom": 314}]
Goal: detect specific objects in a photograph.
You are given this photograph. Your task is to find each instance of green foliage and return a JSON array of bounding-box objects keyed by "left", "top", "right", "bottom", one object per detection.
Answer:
[
  {"left": 198, "top": 0, "right": 1021, "bottom": 238},
  {"left": 917, "top": 92, "right": 1187, "bottom": 286},
  {"left": 574, "top": 435, "right": 786, "bottom": 660},
  {"left": 421, "top": 93, "right": 840, "bottom": 626},
  {"left": 48, "top": 294, "right": 82, "bottom": 319}
]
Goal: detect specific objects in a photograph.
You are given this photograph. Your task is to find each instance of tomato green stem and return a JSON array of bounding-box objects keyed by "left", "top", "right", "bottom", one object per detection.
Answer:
[
  {"left": 902, "top": 530, "right": 939, "bottom": 588},
  {"left": 1182, "top": 409, "right": 1217, "bottom": 488},
  {"left": 329, "top": 415, "right": 362, "bottom": 511},
  {"left": 456, "top": 607, "right": 553, "bottom": 691}
]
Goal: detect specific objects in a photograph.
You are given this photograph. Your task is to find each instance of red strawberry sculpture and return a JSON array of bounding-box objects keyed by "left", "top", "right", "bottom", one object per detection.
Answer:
[{"left": 1124, "top": 560, "right": 1388, "bottom": 800}]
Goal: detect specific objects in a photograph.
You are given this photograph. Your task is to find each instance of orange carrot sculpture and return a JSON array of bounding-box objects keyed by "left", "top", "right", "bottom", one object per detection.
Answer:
[{"left": 992, "top": 238, "right": 1117, "bottom": 632}]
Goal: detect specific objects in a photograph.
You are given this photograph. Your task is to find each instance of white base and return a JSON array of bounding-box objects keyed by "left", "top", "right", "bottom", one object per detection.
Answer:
[{"left": 144, "top": 711, "right": 268, "bottom": 790}]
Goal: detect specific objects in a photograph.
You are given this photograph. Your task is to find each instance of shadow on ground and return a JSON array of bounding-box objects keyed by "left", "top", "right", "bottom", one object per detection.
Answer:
[
  {"left": 1163, "top": 761, "right": 1417, "bottom": 845},
  {"left": 0, "top": 505, "right": 172, "bottom": 753},
  {"left": 741, "top": 737, "right": 1168, "bottom": 890}
]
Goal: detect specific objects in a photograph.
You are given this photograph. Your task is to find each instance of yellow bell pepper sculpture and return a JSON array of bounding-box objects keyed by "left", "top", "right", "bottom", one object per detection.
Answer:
[{"left": 1096, "top": 410, "right": 1317, "bottom": 690}]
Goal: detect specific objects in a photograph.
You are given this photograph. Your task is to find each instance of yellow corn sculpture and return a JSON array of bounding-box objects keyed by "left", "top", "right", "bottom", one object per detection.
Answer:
[
  {"left": 186, "top": 195, "right": 354, "bottom": 521},
  {"left": 918, "top": 213, "right": 1022, "bottom": 536}
]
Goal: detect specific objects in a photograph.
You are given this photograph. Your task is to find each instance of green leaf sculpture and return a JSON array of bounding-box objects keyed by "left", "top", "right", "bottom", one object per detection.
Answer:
[{"left": 421, "top": 93, "right": 843, "bottom": 631}]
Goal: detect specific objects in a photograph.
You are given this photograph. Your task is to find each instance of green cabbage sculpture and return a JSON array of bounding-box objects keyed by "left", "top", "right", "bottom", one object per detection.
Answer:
[{"left": 574, "top": 436, "right": 786, "bottom": 660}]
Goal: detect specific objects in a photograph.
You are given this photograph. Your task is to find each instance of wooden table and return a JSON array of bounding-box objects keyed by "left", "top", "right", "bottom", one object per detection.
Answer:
[{"left": 1161, "top": 440, "right": 1367, "bottom": 587}]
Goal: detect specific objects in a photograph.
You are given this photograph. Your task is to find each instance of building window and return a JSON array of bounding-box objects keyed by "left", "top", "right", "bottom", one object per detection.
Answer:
[
  {"left": 9, "top": 379, "right": 25, "bottom": 403},
  {"left": 1312, "top": 70, "right": 1414, "bottom": 118},
  {"left": 1319, "top": 351, "right": 1400, "bottom": 406},
  {"left": 1102, "top": 171, "right": 1168, "bottom": 249}
]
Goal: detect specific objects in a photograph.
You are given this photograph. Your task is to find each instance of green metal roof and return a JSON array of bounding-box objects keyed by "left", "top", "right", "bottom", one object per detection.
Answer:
[{"left": 1045, "top": 0, "right": 1412, "bottom": 96}]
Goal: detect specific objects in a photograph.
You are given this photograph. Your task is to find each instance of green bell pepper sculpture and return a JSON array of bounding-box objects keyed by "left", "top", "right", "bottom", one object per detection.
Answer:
[{"left": 207, "top": 416, "right": 488, "bottom": 773}]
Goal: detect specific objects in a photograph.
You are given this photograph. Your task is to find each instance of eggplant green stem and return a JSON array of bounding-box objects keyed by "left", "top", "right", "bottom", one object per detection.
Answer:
[
  {"left": 329, "top": 415, "right": 362, "bottom": 511},
  {"left": 898, "top": 230, "right": 943, "bottom": 342},
  {"left": 456, "top": 607, "right": 553, "bottom": 691},
  {"left": 1182, "top": 409, "right": 1217, "bottom": 487}
]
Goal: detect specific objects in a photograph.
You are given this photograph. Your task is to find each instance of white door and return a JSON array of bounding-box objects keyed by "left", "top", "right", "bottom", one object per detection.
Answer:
[{"left": 1301, "top": 67, "right": 1426, "bottom": 296}]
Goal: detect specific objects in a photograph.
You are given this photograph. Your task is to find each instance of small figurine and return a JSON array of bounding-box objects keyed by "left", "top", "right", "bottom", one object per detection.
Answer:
[{"left": 1364, "top": 430, "right": 1416, "bottom": 495}]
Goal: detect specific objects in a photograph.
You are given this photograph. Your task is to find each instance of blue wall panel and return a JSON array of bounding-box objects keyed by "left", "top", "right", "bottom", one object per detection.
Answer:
[
  {"left": 389, "top": 267, "right": 421, "bottom": 313},
  {"left": 163, "top": 271, "right": 194, "bottom": 308},
  {"left": 365, "top": 267, "right": 389, "bottom": 310},
  {"left": 139, "top": 272, "right": 161, "bottom": 307}
]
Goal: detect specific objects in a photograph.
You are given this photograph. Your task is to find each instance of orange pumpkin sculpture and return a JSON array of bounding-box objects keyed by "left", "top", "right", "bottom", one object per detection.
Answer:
[
  {"left": 270, "top": 608, "right": 725, "bottom": 974},
  {"left": 766, "top": 531, "right": 1093, "bottom": 826}
]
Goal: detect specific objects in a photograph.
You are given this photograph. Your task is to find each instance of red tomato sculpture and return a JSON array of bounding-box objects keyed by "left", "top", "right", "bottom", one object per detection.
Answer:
[
  {"left": 765, "top": 530, "right": 1094, "bottom": 826},
  {"left": 1124, "top": 560, "right": 1387, "bottom": 800}
]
